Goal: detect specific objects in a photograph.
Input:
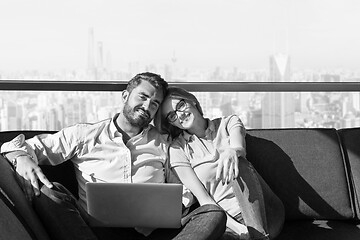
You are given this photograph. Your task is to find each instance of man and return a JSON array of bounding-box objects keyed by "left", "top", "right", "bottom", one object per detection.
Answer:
[{"left": 1, "top": 72, "right": 226, "bottom": 240}]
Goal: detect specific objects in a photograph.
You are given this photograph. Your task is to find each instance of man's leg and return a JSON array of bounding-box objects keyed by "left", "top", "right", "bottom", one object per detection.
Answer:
[
  {"left": 33, "top": 182, "right": 98, "bottom": 240},
  {"left": 0, "top": 156, "right": 50, "bottom": 240},
  {"left": 34, "top": 183, "right": 142, "bottom": 240},
  {"left": 148, "top": 204, "right": 227, "bottom": 240}
]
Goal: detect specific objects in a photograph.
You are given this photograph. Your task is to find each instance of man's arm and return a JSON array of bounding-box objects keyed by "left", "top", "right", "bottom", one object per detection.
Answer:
[{"left": 0, "top": 129, "right": 80, "bottom": 201}]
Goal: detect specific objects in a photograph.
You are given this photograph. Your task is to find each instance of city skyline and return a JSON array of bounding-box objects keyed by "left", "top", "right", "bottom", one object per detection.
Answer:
[
  {"left": 1, "top": 52, "right": 360, "bottom": 131},
  {"left": 1, "top": 0, "right": 360, "bottom": 73}
]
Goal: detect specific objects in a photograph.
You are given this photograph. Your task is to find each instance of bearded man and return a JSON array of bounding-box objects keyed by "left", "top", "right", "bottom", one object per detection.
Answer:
[{"left": 1, "top": 72, "right": 226, "bottom": 240}]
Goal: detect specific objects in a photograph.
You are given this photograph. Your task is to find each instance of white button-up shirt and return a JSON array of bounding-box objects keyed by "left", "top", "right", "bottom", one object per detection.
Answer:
[{"left": 1, "top": 114, "right": 170, "bottom": 210}]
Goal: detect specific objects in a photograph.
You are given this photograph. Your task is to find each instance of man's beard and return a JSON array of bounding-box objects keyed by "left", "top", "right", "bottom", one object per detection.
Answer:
[{"left": 123, "top": 102, "right": 151, "bottom": 128}]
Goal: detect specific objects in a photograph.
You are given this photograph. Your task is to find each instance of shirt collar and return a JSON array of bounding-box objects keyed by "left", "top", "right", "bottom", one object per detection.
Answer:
[
  {"left": 182, "top": 118, "right": 214, "bottom": 142},
  {"left": 109, "top": 114, "right": 119, "bottom": 139},
  {"left": 205, "top": 118, "right": 216, "bottom": 138},
  {"left": 110, "top": 113, "right": 151, "bottom": 139}
]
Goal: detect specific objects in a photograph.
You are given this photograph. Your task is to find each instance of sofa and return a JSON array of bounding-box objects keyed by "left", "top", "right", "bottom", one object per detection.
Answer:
[{"left": 1, "top": 128, "right": 360, "bottom": 240}]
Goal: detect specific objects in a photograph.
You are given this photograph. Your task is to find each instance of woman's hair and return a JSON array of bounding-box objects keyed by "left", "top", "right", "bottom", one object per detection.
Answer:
[{"left": 154, "top": 87, "right": 203, "bottom": 140}]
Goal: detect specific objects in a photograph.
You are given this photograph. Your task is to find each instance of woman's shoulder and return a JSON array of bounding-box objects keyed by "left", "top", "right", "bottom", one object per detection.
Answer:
[
  {"left": 213, "top": 115, "right": 245, "bottom": 134},
  {"left": 210, "top": 114, "right": 240, "bottom": 122},
  {"left": 170, "top": 134, "right": 188, "bottom": 148},
  {"left": 222, "top": 114, "right": 244, "bottom": 125},
  {"left": 210, "top": 114, "right": 241, "bottom": 127}
]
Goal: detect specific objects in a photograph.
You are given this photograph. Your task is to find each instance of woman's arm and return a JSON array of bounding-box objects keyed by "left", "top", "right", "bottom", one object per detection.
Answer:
[
  {"left": 172, "top": 166, "right": 216, "bottom": 206},
  {"left": 173, "top": 165, "right": 250, "bottom": 238},
  {"left": 228, "top": 116, "right": 246, "bottom": 158},
  {"left": 216, "top": 116, "right": 247, "bottom": 183}
]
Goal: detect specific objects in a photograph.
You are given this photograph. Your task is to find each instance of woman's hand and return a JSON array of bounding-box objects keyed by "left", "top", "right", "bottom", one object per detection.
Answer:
[{"left": 216, "top": 149, "right": 240, "bottom": 184}]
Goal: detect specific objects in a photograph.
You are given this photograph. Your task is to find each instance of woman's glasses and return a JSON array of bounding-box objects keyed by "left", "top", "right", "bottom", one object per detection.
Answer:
[{"left": 165, "top": 99, "right": 187, "bottom": 123}]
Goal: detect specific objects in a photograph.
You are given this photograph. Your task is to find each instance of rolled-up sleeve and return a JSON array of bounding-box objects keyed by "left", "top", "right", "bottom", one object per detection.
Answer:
[
  {"left": 227, "top": 115, "right": 246, "bottom": 137},
  {"left": 169, "top": 141, "right": 191, "bottom": 168},
  {"left": 1, "top": 124, "right": 84, "bottom": 165}
]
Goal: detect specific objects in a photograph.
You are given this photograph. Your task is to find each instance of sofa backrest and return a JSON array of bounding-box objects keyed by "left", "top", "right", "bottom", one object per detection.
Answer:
[
  {"left": 246, "top": 128, "right": 355, "bottom": 221},
  {"left": 1, "top": 128, "right": 358, "bottom": 226},
  {"left": 338, "top": 127, "right": 360, "bottom": 220}
]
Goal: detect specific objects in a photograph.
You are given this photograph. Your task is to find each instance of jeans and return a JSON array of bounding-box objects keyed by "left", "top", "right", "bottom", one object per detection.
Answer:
[
  {"left": 232, "top": 158, "right": 285, "bottom": 240},
  {"left": 33, "top": 183, "right": 226, "bottom": 240}
]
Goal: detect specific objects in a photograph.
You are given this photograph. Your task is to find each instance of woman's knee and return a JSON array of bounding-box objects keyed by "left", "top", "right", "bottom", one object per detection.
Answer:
[
  {"left": 197, "top": 204, "right": 227, "bottom": 225},
  {"left": 183, "top": 204, "right": 227, "bottom": 227}
]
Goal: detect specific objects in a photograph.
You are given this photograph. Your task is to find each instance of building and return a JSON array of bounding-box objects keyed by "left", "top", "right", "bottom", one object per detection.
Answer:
[{"left": 262, "top": 54, "right": 295, "bottom": 128}]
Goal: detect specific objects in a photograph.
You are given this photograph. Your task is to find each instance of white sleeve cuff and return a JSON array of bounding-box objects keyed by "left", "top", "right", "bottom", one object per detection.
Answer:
[{"left": 0, "top": 134, "right": 38, "bottom": 164}]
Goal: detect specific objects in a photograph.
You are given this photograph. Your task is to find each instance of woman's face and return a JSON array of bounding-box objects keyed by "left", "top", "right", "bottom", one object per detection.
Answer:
[{"left": 162, "top": 97, "right": 197, "bottom": 130}]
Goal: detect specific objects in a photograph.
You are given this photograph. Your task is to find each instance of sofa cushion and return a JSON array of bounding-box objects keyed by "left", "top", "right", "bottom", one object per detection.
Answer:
[
  {"left": 246, "top": 128, "right": 354, "bottom": 220},
  {"left": 276, "top": 220, "right": 360, "bottom": 240},
  {"left": 338, "top": 127, "right": 360, "bottom": 220}
]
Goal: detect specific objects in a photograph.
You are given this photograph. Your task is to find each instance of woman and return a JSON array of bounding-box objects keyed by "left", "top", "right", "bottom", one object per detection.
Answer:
[{"left": 154, "top": 87, "right": 285, "bottom": 240}]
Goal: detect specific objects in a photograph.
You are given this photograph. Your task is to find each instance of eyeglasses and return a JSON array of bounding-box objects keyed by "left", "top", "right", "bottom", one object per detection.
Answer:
[{"left": 165, "top": 99, "right": 187, "bottom": 123}]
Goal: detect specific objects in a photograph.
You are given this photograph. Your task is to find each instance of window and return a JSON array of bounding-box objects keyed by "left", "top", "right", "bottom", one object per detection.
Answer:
[{"left": 1, "top": 0, "right": 359, "bottom": 130}]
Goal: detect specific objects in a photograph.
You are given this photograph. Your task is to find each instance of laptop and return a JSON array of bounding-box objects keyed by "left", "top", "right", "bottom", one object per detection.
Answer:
[{"left": 86, "top": 182, "right": 183, "bottom": 228}]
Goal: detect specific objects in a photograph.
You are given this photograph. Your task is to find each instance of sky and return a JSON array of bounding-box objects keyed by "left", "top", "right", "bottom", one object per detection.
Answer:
[{"left": 0, "top": 0, "right": 360, "bottom": 72}]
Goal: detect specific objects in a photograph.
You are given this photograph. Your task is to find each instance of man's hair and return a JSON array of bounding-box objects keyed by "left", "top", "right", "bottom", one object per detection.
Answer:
[{"left": 126, "top": 72, "right": 168, "bottom": 97}]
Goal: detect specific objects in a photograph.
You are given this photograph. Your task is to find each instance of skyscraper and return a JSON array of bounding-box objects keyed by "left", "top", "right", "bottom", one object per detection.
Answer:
[
  {"left": 87, "top": 27, "right": 96, "bottom": 78},
  {"left": 97, "top": 41, "right": 104, "bottom": 72},
  {"left": 262, "top": 54, "right": 295, "bottom": 128}
]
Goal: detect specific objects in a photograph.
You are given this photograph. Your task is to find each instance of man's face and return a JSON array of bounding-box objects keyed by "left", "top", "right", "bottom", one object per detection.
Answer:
[{"left": 122, "top": 81, "right": 164, "bottom": 128}]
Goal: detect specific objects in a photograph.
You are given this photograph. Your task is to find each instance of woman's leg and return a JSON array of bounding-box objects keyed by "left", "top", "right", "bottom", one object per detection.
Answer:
[
  {"left": 232, "top": 158, "right": 285, "bottom": 240},
  {"left": 148, "top": 204, "right": 227, "bottom": 240}
]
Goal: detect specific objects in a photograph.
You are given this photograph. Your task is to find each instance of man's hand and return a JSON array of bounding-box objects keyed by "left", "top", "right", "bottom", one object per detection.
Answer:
[
  {"left": 14, "top": 155, "right": 53, "bottom": 201},
  {"left": 216, "top": 149, "right": 240, "bottom": 184}
]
